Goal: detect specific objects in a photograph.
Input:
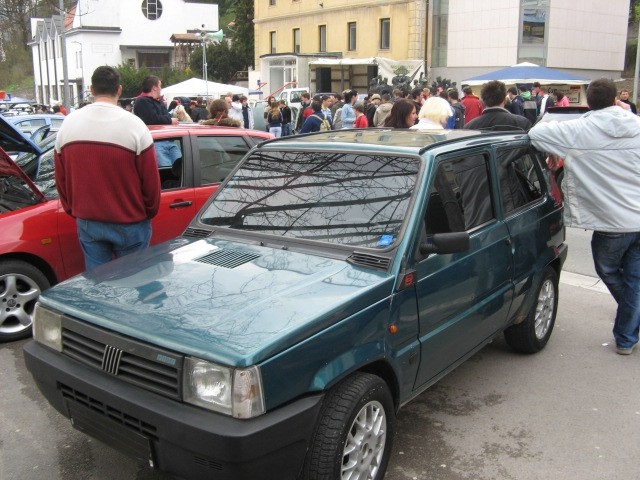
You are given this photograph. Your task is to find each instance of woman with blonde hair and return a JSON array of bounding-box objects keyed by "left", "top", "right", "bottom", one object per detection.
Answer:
[
  {"left": 199, "top": 99, "right": 242, "bottom": 127},
  {"left": 266, "top": 101, "right": 283, "bottom": 137},
  {"left": 411, "top": 96, "right": 453, "bottom": 129}
]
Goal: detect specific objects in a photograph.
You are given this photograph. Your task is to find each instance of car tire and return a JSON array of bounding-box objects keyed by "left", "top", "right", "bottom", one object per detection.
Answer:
[
  {"left": 0, "top": 260, "right": 50, "bottom": 342},
  {"left": 302, "top": 372, "right": 395, "bottom": 480},
  {"left": 504, "top": 267, "right": 558, "bottom": 353}
]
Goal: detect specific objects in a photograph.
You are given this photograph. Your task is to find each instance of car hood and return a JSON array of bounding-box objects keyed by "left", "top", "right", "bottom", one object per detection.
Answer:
[
  {"left": 0, "top": 115, "right": 42, "bottom": 154},
  {"left": 40, "top": 237, "right": 394, "bottom": 367},
  {"left": 0, "top": 116, "right": 46, "bottom": 202}
]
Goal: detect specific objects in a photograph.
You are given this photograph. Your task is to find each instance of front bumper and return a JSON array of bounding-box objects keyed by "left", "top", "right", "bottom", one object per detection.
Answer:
[{"left": 24, "top": 341, "right": 323, "bottom": 480}]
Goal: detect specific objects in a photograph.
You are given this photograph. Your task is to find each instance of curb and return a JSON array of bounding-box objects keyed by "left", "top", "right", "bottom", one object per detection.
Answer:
[{"left": 560, "top": 271, "right": 610, "bottom": 294}]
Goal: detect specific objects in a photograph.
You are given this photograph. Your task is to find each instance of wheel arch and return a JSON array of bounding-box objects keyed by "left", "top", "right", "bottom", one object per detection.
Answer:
[
  {"left": 0, "top": 252, "right": 59, "bottom": 287},
  {"left": 358, "top": 360, "right": 401, "bottom": 412}
]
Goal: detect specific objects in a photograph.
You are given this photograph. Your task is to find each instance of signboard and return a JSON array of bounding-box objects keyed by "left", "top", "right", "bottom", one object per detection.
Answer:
[{"left": 548, "top": 84, "right": 583, "bottom": 104}]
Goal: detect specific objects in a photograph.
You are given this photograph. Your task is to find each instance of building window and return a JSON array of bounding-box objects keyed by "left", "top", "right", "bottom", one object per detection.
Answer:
[
  {"left": 348, "top": 22, "right": 356, "bottom": 51},
  {"left": 319, "top": 25, "right": 326, "bottom": 52},
  {"left": 270, "top": 31, "right": 277, "bottom": 54},
  {"left": 293, "top": 28, "right": 300, "bottom": 54},
  {"left": 141, "top": 0, "right": 163, "bottom": 20},
  {"left": 431, "top": 0, "right": 448, "bottom": 67},
  {"left": 138, "top": 52, "right": 170, "bottom": 70},
  {"left": 270, "top": 0, "right": 276, "bottom": 5},
  {"left": 380, "top": 19, "right": 390, "bottom": 50},
  {"left": 518, "top": 0, "right": 549, "bottom": 64}
]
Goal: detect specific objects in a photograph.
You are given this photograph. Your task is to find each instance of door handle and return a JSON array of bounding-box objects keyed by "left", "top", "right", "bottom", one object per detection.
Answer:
[{"left": 169, "top": 201, "right": 193, "bottom": 208}]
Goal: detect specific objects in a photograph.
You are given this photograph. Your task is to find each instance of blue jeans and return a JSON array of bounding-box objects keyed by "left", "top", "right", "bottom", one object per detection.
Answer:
[
  {"left": 269, "top": 126, "right": 282, "bottom": 138},
  {"left": 282, "top": 123, "right": 292, "bottom": 136},
  {"left": 591, "top": 231, "right": 640, "bottom": 348},
  {"left": 77, "top": 218, "right": 152, "bottom": 270}
]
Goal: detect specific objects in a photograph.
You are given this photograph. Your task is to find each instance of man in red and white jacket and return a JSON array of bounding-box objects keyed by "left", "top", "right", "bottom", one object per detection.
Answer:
[{"left": 54, "top": 66, "right": 161, "bottom": 270}]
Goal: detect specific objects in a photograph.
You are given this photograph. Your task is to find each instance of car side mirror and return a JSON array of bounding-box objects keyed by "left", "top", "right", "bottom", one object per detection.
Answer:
[{"left": 420, "top": 232, "right": 470, "bottom": 255}]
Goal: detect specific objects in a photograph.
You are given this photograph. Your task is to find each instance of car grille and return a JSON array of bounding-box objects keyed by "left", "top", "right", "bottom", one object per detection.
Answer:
[
  {"left": 60, "top": 383, "right": 159, "bottom": 440},
  {"left": 61, "top": 319, "right": 182, "bottom": 400}
]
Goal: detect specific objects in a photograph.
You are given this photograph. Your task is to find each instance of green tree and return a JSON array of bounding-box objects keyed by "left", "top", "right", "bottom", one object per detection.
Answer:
[
  {"left": 190, "top": 40, "right": 246, "bottom": 84},
  {"left": 116, "top": 64, "right": 191, "bottom": 98},
  {"left": 229, "top": 0, "right": 254, "bottom": 70}
]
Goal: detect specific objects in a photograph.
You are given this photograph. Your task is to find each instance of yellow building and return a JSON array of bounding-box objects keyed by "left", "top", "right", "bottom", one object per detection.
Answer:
[
  {"left": 253, "top": 0, "right": 427, "bottom": 95},
  {"left": 253, "top": 0, "right": 630, "bottom": 97}
]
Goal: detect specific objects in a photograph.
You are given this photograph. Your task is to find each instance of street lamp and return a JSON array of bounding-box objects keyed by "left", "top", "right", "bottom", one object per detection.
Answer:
[
  {"left": 59, "top": 0, "right": 70, "bottom": 112},
  {"left": 198, "top": 25, "right": 224, "bottom": 99}
]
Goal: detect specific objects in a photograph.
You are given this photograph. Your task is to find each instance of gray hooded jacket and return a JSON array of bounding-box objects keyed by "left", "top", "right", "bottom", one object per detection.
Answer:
[{"left": 529, "top": 106, "right": 640, "bottom": 232}]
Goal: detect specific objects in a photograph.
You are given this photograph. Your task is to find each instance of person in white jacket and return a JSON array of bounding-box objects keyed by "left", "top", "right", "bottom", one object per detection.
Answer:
[
  {"left": 529, "top": 78, "right": 640, "bottom": 356},
  {"left": 228, "top": 94, "right": 245, "bottom": 124}
]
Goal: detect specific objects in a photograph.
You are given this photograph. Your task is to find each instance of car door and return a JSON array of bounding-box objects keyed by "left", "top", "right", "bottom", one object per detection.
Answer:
[
  {"left": 412, "top": 150, "right": 514, "bottom": 389},
  {"left": 495, "top": 144, "right": 549, "bottom": 323},
  {"left": 152, "top": 136, "right": 198, "bottom": 244},
  {"left": 30, "top": 146, "right": 84, "bottom": 280}
]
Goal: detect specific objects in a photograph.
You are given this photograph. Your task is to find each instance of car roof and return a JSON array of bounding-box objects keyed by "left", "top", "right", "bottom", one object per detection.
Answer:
[
  {"left": 537, "top": 106, "right": 589, "bottom": 124},
  {"left": 257, "top": 128, "right": 506, "bottom": 155},
  {"left": 147, "top": 124, "right": 271, "bottom": 138},
  {"left": 5, "top": 114, "right": 60, "bottom": 123}
]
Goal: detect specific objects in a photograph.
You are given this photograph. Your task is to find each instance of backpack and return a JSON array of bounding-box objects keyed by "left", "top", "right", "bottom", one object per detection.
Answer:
[{"left": 312, "top": 114, "right": 332, "bottom": 131}]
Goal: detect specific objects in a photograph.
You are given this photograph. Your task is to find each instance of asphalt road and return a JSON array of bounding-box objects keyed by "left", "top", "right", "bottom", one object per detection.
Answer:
[{"left": 1, "top": 228, "right": 637, "bottom": 480}]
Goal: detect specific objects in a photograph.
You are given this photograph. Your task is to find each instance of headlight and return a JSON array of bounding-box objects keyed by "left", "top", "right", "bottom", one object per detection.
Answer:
[
  {"left": 183, "top": 357, "right": 265, "bottom": 419},
  {"left": 32, "top": 303, "right": 63, "bottom": 352}
]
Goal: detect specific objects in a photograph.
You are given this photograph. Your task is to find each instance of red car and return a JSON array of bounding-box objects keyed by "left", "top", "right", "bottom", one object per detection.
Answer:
[{"left": 0, "top": 120, "right": 271, "bottom": 341}]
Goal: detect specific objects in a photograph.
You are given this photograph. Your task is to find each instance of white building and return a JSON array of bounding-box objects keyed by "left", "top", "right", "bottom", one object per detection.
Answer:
[
  {"left": 430, "top": 0, "right": 629, "bottom": 84},
  {"left": 29, "top": 0, "right": 219, "bottom": 107}
]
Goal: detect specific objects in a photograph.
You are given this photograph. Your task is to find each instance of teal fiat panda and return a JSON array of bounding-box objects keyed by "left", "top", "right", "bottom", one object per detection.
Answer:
[{"left": 25, "top": 129, "right": 566, "bottom": 480}]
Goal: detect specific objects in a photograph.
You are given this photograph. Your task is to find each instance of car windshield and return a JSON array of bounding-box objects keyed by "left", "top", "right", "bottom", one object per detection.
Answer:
[
  {"left": 15, "top": 134, "right": 57, "bottom": 197},
  {"left": 199, "top": 150, "right": 420, "bottom": 248}
]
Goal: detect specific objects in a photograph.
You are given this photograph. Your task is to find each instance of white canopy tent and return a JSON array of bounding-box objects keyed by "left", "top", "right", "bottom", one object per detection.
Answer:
[{"left": 161, "top": 78, "right": 248, "bottom": 102}]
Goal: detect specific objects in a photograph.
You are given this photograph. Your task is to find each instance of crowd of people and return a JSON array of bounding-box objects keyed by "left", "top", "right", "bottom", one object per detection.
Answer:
[{"left": 49, "top": 65, "right": 640, "bottom": 357}]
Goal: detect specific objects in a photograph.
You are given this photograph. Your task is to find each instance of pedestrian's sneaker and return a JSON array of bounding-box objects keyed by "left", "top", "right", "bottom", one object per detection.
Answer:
[{"left": 616, "top": 344, "right": 636, "bottom": 355}]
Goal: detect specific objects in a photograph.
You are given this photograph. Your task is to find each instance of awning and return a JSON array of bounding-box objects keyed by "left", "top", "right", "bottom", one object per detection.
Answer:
[{"left": 462, "top": 62, "right": 590, "bottom": 86}]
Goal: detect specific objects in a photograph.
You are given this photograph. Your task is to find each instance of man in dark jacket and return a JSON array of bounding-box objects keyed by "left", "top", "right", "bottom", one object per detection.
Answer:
[
  {"left": 464, "top": 80, "right": 531, "bottom": 131},
  {"left": 449, "top": 90, "right": 466, "bottom": 129},
  {"left": 295, "top": 92, "right": 312, "bottom": 132},
  {"left": 133, "top": 75, "right": 178, "bottom": 126},
  {"left": 190, "top": 97, "right": 210, "bottom": 122},
  {"left": 507, "top": 87, "right": 525, "bottom": 117},
  {"left": 366, "top": 93, "right": 381, "bottom": 127}
]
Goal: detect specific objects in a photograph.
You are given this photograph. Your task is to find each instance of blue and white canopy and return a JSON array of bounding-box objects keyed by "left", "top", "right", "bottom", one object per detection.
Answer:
[{"left": 462, "top": 62, "right": 590, "bottom": 86}]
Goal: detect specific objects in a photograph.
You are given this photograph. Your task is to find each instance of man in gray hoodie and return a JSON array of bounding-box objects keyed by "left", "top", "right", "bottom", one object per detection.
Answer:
[
  {"left": 529, "top": 78, "right": 640, "bottom": 355},
  {"left": 373, "top": 93, "right": 393, "bottom": 127}
]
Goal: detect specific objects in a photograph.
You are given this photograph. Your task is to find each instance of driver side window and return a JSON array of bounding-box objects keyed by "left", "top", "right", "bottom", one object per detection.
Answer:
[{"left": 425, "top": 155, "right": 495, "bottom": 234}]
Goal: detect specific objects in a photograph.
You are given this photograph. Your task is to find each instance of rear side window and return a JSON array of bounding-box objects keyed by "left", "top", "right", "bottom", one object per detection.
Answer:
[
  {"left": 15, "top": 119, "right": 46, "bottom": 129},
  {"left": 426, "top": 154, "right": 495, "bottom": 234},
  {"left": 51, "top": 118, "right": 64, "bottom": 128},
  {"left": 496, "top": 147, "right": 544, "bottom": 215},
  {"left": 154, "top": 138, "right": 184, "bottom": 189},
  {"left": 197, "top": 136, "right": 251, "bottom": 185}
]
